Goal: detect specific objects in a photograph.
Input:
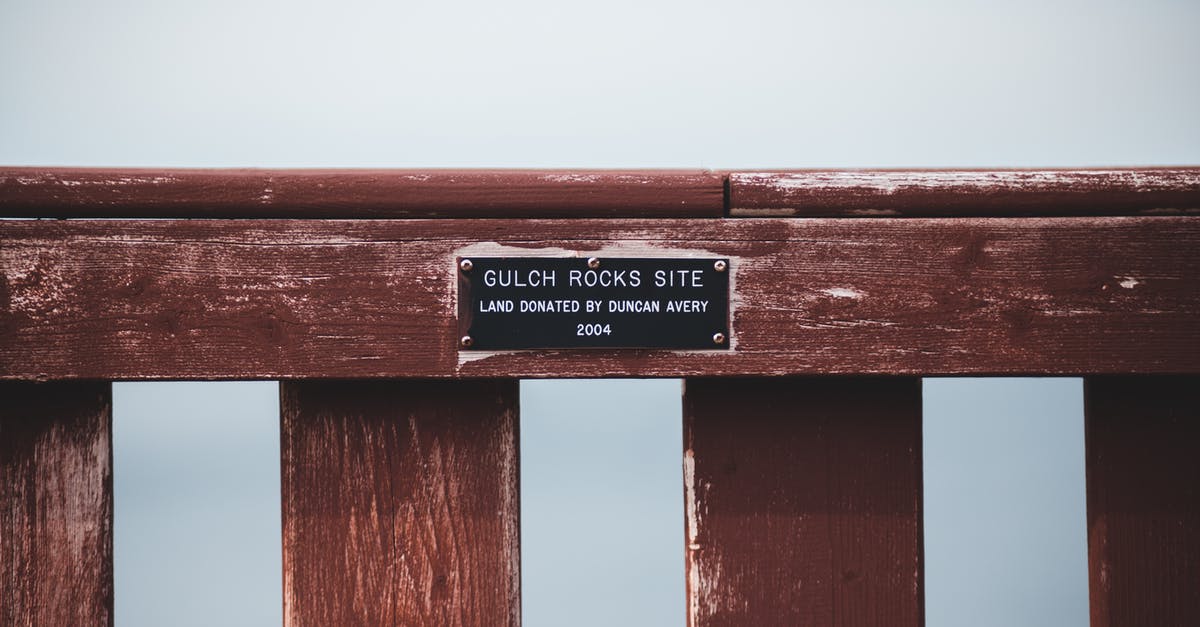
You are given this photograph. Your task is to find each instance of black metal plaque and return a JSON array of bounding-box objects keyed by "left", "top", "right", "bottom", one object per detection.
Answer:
[{"left": 458, "top": 257, "right": 730, "bottom": 350}]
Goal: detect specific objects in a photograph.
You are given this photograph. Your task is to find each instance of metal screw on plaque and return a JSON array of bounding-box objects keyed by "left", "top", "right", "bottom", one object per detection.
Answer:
[
  {"left": 459, "top": 259, "right": 473, "bottom": 272},
  {"left": 714, "top": 260, "right": 727, "bottom": 272},
  {"left": 587, "top": 257, "right": 601, "bottom": 269},
  {"left": 460, "top": 335, "right": 473, "bottom": 348},
  {"left": 712, "top": 332, "right": 726, "bottom": 345}
]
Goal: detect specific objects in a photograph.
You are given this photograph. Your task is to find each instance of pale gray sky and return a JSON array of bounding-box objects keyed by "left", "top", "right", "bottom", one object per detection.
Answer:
[{"left": 4, "top": 0, "right": 1198, "bottom": 624}]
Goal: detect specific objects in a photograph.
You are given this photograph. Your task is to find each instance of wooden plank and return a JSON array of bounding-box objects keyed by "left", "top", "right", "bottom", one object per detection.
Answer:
[
  {"left": 1, "top": 217, "right": 1198, "bottom": 380},
  {"left": 9, "top": 167, "right": 1200, "bottom": 219},
  {"left": 0, "top": 382, "right": 113, "bottom": 626},
  {"left": 730, "top": 169, "right": 1200, "bottom": 217},
  {"left": 0, "top": 168, "right": 725, "bottom": 218},
  {"left": 1085, "top": 376, "right": 1200, "bottom": 626},
  {"left": 280, "top": 380, "right": 520, "bottom": 626},
  {"left": 682, "top": 377, "right": 923, "bottom": 626}
]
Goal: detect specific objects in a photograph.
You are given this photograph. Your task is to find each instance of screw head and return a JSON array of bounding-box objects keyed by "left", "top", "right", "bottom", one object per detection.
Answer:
[
  {"left": 459, "top": 259, "right": 473, "bottom": 272},
  {"left": 460, "top": 335, "right": 473, "bottom": 348},
  {"left": 712, "top": 332, "right": 726, "bottom": 345},
  {"left": 714, "top": 260, "right": 727, "bottom": 272},
  {"left": 587, "top": 257, "right": 601, "bottom": 269}
]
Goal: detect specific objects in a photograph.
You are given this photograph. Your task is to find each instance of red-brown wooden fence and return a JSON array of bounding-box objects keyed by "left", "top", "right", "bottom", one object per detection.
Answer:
[{"left": 2, "top": 167, "right": 1198, "bottom": 626}]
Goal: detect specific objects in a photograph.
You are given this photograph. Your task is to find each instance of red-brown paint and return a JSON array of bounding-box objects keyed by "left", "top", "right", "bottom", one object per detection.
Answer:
[
  {"left": 5, "top": 167, "right": 1200, "bottom": 218},
  {"left": 1, "top": 217, "right": 1197, "bottom": 380},
  {"left": 0, "top": 382, "right": 113, "bottom": 627},
  {"left": 683, "top": 377, "right": 923, "bottom": 627},
  {"left": 730, "top": 169, "right": 1200, "bottom": 217},
  {"left": 0, "top": 168, "right": 724, "bottom": 218},
  {"left": 0, "top": 167, "right": 1197, "bottom": 626},
  {"left": 280, "top": 379, "right": 520, "bottom": 626},
  {"left": 1085, "top": 376, "right": 1200, "bottom": 626}
]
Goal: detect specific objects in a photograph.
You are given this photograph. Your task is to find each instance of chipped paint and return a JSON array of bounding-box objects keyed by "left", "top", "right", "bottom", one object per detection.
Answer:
[
  {"left": 730, "top": 168, "right": 1200, "bottom": 217},
  {"left": 822, "top": 287, "right": 865, "bottom": 300},
  {"left": 1117, "top": 276, "right": 1142, "bottom": 289},
  {"left": 2, "top": 383, "right": 112, "bottom": 625},
  {"left": 683, "top": 447, "right": 702, "bottom": 627},
  {"left": 736, "top": 169, "right": 1200, "bottom": 194},
  {"left": 2, "top": 216, "right": 1197, "bottom": 380},
  {"left": 280, "top": 380, "right": 519, "bottom": 625},
  {"left": 0, "top": 168, "right": 724, "bottom": 218}
]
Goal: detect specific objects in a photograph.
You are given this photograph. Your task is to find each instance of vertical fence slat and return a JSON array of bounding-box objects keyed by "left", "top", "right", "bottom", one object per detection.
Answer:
[
  {"left": 1085, "top": 376, "right": 1200, "bottom": 626},
  {"left": 280, "top": 379, "right": 520, "bottom": 626},
  {"left": 0, "top": 382, "right": 113, "bottom": 626},
  {"left": 682, "top": 377, "right": 923, "bottom": 627}
]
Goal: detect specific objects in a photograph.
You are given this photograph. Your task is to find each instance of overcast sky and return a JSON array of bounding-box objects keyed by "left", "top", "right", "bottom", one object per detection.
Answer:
[{"left": 4, "top": 0, "right": 1198, "bottom": 625}]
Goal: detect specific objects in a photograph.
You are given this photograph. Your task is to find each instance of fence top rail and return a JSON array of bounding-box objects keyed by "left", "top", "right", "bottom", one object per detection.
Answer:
[
  {"left": 0, "top": 168, "right": 726, "bottom": 219},
  {"left": 2, "top": 167, "right": 1198, "bottom": 219}
]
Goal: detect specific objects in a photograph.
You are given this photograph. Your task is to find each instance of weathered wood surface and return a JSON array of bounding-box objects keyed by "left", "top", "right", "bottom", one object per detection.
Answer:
[
  {"left": 7, "top": 167, "right": 1200, "bottom": 219},
  {"left": 0, "top": 168, "right": 725, "bottom": 218},
  {"left": 730, "top": 169, "right": 1200, "bottom": 217},
  {"left": 682, "top": 377, "right": 923, "bottom": 626},
  {"left": 1, "top": 217, "right": 1197, "bottom": 380},
  {"left": 1085, "top": 376, "right": 1200, "bottom": 626},
  {"left": 0, "top": 382, "right": 113, "bottom": 626},
  {"left": 280, "top": 380, "right": 520, "bottom": 627}
]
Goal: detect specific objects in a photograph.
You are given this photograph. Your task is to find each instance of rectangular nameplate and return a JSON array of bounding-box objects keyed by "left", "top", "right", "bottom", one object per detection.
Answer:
[{"left": 458, "top": 257, "right": 730, "bottom": 350}]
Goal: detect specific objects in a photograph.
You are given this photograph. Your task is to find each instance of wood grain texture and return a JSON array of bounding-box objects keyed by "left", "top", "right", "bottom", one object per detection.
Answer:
[
  {"left": 1085, "top": 376, "right": 1200, "bottom": 627},
  {"left": 0, "top": 168, "right": 724, "bottom": 218},
  {"left": 2, "top": 217, "right": 1198, "bottom": 380},
  {"left": 0, "top": 382, "right": 113, "bottom": 627},
  {"left": 280, "top": 379, "right": 520, "bottom": 627},
  {"left": 682, "top": 377, "right": 923, "bottom": 627},
  {"left": 730, "top": 169, "right": 1200, "bottom": 217},
  {"left": 8, "top": 167, "right": 1200, "bottom": 219}
]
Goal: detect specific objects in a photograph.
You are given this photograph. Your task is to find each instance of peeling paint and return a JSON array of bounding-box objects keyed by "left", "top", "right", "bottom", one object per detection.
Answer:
[
  {"left": 1117, "top": 276, "right": 1142, "bottom": 289},
  {"left": 2, "top": 217, "right": 1196, "bottom": 380},
  {"left": 684, "top": 448, "right": 701, "bottom": 627},
  {"left": 822, "top": 287, "right": 865, "bottom": 299}
]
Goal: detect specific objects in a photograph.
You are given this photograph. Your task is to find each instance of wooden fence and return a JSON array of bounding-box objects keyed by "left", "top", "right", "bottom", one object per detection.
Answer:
[{"left": 1, "top": 167, "right": 1198, "bottom": 626}]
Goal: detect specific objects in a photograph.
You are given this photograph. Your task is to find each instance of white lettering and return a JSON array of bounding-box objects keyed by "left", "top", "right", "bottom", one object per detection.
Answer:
[
  {"left": 608, "top": 299, "right": 661, "bottom": 313},
  {"left": 479, "top": 299, "right": 514, "bottom": 313},
  {"left": 518, "top": 299, "right": 581, "bottom": 313},
  {"left": 654, "top": 269, "right": 704, "bottom": 288},
  {"left": 487, "top": 269, "right": 558, "bottom": 288},
  {"left": 665, "top": 300, "right": 709, "bottom": 313}
]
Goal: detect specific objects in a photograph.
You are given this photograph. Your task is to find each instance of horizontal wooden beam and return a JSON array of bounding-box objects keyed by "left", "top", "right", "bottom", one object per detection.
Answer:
[
  {"left": 6, "top": 167, "right": 1200, "bottom": 219},
  {"left": 0, "top": 168, "right": 725, "bottom": 219},
  {"left": 1, "top": 217, "right": 1197, "bottom": 379},
  {"left": 730, "top": 169, "right": 1200, "bottom": 217}
]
